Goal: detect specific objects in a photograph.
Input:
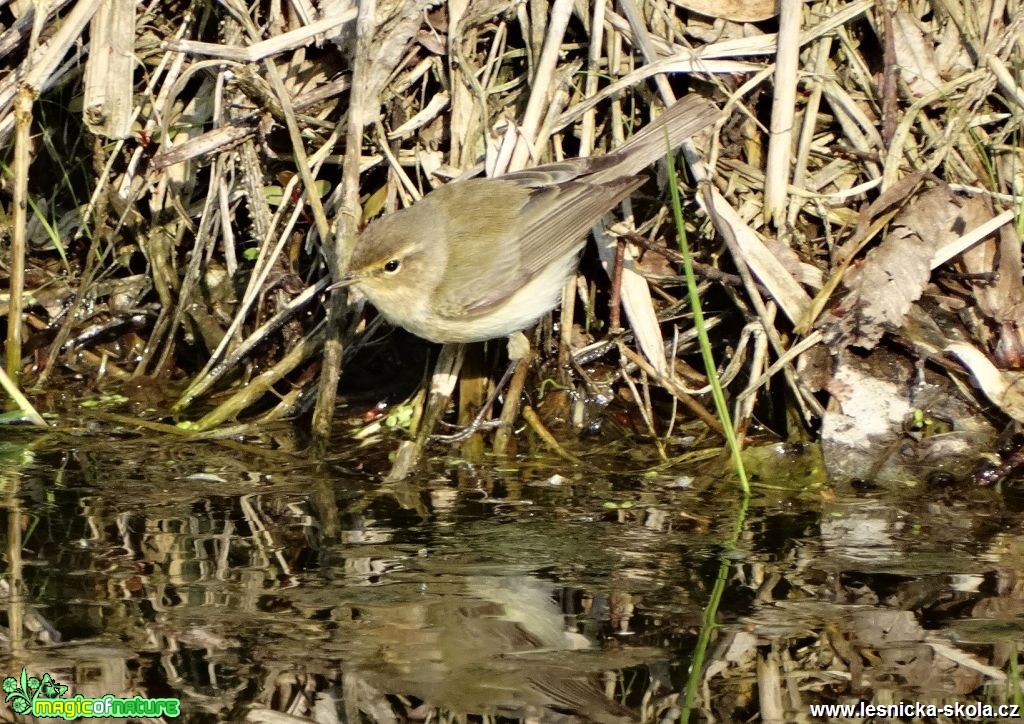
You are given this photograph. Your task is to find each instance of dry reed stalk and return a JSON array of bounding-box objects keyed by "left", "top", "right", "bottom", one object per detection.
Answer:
[
  {"left": 195, "top": 322, "right": 327, "bottom": 430},
  {"left": 763, "top": 0, "right": 801, "bottom": 227},
  {"left": 4, "top": 0, "right": 1022, "bottom": 450},
  {"left": 0, "top": 364, "right": 46, "bottom": 426},
  {"left": 6, "top": 87, "right": 33, "bottom": 383},
  {"left": 0, "top": 0, "right": 103, "bottom": 139},
  {"left": 82, "top": 0, "right": 135, "bottom": 139}
]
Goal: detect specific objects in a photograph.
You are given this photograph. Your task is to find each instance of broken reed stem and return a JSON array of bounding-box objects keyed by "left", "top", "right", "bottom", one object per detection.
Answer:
[
  {"left": 521, "top": 405, "right": 583, "bottom": 465},
  {"left": 6, "top": 85, "right": 35, "bottom": 383},
  {"left": 385, "top": 342, "right": 465, "bottom": 482},
  {"left": 609, "top": 237, "right": 626, "bottom": 332},
  {"left": 174, "top": 279, "right": 331, "bottom": 412},
  {"left": 310, "top": 0, "right": 375, "bottom": 447},
  {"left": 493, "top": 351, "right": 534, "bottom": 456},
  {"left": 763, "top": 0, "right": 801, "bottom": 227},
  {"left": 196, "top": 323, "right": 328, "bottom": 430},
  {"left": 0, "top": 366, "right": 46, "bottom": 427},
  {"left": 619, "top": 344, "right": 724, "bottom": 436}
]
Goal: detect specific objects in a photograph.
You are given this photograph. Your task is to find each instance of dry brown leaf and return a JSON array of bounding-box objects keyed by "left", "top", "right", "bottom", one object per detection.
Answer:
[
  {"left": 891, "top": 11, "right": 942, "bottom": 97},
  {"left": 668, "top": 0, "right": 777, "bottom": 22},
  {"left": 832, "top": 172, "right": 928, "bottom": 268},
  {"left": 899, "top": 187, "right": 984, "bottom": 246},
  {"left": 360, "top": 0, "right": 435, "bottom": 105},
  {"left": 823, "top": 225, "right": 934, "bottom": 350},
  {"left": 822, "top": 187, "right": 1013, "bottom": 351},
  {"left": 934, "top": 17, "right": 976, "bottom": 80}
]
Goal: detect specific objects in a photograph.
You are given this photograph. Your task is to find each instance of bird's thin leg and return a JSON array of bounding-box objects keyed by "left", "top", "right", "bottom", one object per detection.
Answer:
[{"left": 431, "top": 358, "right": 518, "bottom": 443}]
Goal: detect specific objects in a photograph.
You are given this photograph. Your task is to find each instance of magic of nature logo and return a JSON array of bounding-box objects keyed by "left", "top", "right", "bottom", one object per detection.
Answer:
[{"left": 3, "top": 668, "right": 180, "bottom": 719}]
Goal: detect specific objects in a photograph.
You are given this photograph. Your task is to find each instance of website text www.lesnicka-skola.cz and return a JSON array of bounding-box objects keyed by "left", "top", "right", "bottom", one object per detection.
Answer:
[{"left": 807, "top": 701, "right": 1021, "bottom": 719}]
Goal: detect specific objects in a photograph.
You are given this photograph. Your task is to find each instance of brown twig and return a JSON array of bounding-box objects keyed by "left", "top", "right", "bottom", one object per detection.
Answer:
[
  {"left": 521, "top": 405, "right": 583, "bottom": 465},
  {"left": 6, "top": 86, "right": 34, "bottom": 383},
  {"left": 609, "top": 237, "right": 626, "bottom": 333}
]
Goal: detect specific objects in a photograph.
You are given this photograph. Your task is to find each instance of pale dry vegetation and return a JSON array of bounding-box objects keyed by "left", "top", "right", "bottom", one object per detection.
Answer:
[{"left": 0, "top": 0, "right": 1022, "bottom": 481}]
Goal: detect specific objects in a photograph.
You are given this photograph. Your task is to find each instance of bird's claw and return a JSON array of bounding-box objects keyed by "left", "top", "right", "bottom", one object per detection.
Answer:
[{"left": 431, "top": 419, "right": 506, "bottom": 443}]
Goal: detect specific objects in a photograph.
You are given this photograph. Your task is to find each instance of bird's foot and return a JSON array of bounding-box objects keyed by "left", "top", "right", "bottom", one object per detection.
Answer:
[{"left": 431, "top": 418, "right": 506, "bottom": 444}]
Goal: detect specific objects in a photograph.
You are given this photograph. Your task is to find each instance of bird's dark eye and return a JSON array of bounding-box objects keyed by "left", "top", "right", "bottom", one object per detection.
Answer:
[{"left": 383, "top": 259, "right": 400, "bottom": 273}]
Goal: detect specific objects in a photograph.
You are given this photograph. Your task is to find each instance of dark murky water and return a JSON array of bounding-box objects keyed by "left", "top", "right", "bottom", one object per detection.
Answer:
[{"left": 1, "top": 430, "right": 1022, "bottom": 722}]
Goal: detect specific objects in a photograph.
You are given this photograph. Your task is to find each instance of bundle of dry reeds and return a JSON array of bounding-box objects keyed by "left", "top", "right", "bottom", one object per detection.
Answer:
[{"left": 2, "top": 0, "right": 1021, "bottom": 475}]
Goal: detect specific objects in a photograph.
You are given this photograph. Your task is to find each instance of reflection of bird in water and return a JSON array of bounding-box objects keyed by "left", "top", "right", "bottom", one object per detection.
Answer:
[{"left": 334, "top": 575, "right": 645, "bottom": 723}]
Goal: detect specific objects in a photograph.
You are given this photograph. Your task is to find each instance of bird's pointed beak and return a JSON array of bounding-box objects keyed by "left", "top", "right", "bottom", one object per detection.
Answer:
[{"left": 327, "top": 272, "right": 362, "bottom": 291}]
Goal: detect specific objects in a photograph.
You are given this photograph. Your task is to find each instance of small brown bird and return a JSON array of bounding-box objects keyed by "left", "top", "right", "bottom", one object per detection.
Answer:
[{"left": 335, "top": 95, "right": 719, "bottom": 349}]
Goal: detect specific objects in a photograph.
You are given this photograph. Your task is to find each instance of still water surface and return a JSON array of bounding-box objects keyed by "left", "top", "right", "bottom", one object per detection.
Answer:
[{"left": 1, "top": 431, "right": 1021, "bottom": 722}]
